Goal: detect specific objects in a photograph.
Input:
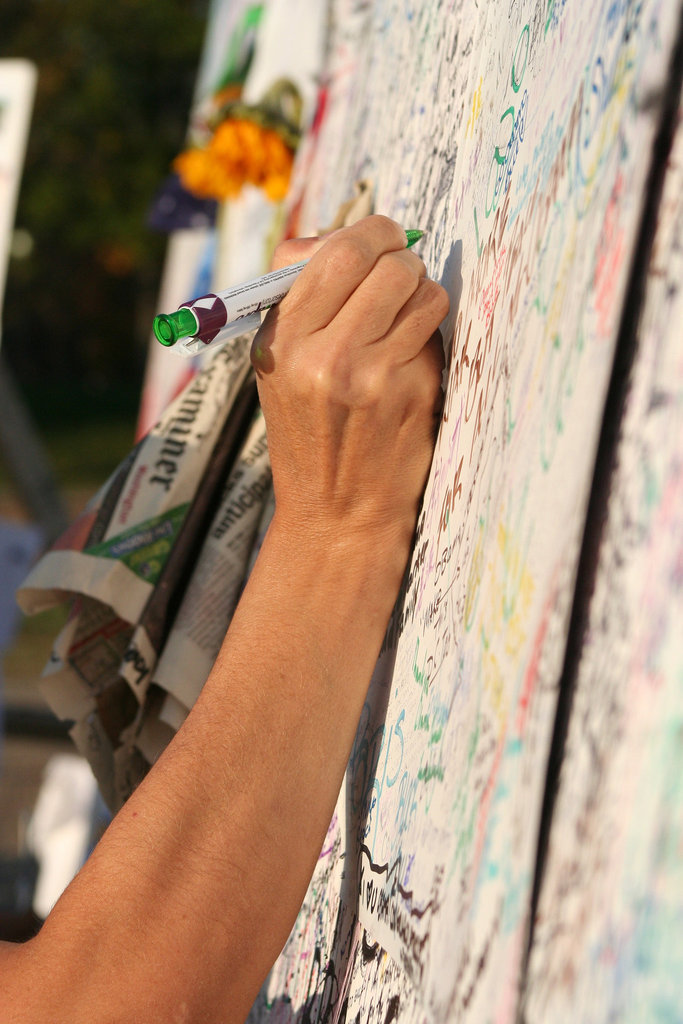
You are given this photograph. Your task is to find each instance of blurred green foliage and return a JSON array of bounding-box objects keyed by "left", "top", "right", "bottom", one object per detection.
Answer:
[{"left": 1, "top": 0, "right": 208, "bottom": 432}]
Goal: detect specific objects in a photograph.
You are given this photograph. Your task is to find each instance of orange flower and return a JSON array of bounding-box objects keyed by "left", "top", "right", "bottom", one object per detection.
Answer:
[{"left": 174, "top": 117, "right": 295, "bottom": 202}]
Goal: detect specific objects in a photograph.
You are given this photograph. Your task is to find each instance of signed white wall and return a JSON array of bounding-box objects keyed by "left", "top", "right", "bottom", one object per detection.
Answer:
[{"left": 248, "top": 1, "right": 683, "bottom": 1020}]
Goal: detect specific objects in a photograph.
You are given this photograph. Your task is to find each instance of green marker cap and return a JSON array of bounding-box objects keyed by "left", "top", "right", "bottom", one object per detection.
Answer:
[{"left": 153, "top": 307, "right": 198, "bottom": 346}]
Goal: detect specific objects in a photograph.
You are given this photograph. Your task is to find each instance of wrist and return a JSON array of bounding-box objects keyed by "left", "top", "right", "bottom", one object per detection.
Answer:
[
  {"left": 230, "top": 507, "right": 412, "bottom": 676},
  {"left": 266, "top": 506, "right": 413, "bottom": 600}
]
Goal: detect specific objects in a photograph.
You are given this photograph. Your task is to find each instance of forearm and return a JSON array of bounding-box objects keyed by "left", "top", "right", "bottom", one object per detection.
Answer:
[
  {"left": 16, "top": 516, "right": 407, "bottom": 1023},
  {"left": 0, "top": 215, "right": 447, "bottom": 1024}
]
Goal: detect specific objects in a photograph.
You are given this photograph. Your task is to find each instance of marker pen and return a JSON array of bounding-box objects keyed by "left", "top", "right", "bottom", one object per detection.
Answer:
[{"left": 154, "top": 229, "right": 425, "bottom": 358}]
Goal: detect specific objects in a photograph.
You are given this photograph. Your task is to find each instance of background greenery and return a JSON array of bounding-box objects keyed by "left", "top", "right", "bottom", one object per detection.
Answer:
[
  {"left": 2, "top": 0, "right": 208, "bottom": 458},
  {"left": 1, "top": 5, "right": 210, "bottom": 861}
]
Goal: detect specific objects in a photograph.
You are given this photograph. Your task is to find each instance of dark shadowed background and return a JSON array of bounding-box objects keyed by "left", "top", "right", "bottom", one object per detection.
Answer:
[{"left": 0, "top": 0, "right": 208, "bottom": 916}]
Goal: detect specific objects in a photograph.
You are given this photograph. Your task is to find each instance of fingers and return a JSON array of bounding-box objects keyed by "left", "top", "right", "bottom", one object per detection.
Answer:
[
  {"left": 389, "top": 329, "right": 445, "bottom": 426},
  {"left": 269, "top": 235, "right": 330, "bottom": 271},
  {"left": 379, "top": 277, "right": 450, "bottom": 361},
  {"left": 422, "top": 330, "right": 447, "bottom": 420},
  {"left": 276, "top": 215, "right": 410, "bottom": 333},
  {"left": 275, "top": 217, "right": 448, "bottom": 356},
  {"left": 328, "top": 250, "right": 449, "bottom": 353},
  {"left": 252, "top": 226, "right": 449, "bottom": 379},
  {"left": 328, "top": 248, "right": 427, "bottom": 342}
]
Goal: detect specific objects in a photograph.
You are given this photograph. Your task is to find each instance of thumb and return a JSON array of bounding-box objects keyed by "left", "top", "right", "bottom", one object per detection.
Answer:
[{"left": 269, "top": 230, "right": 339, "bottom": 270}]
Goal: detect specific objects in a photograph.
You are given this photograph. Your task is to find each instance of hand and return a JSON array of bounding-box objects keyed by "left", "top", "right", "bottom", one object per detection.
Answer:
[{"left": 251, "top": 215, "right": 449, "bottom": 566}]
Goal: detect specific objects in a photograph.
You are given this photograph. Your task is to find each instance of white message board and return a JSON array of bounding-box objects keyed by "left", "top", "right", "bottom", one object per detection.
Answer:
[{"left": 245, "top": 0, "right": 682, "bottom": 1020}]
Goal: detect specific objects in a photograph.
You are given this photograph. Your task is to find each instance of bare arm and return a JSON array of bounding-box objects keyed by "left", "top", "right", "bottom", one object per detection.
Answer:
[{"left": 0, "top": 215, "right": 448, "bottom": 1023}]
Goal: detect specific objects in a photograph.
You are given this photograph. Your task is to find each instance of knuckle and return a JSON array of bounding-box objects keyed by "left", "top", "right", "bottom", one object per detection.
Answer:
[
  {"left": 373, "top": 214, "right": 410, "bottom": 251},
  {"left": 368, "top": 213, "right": 403, "bottom": 237},
  {"left": 377, "top": 252, "right": 421, "bottom": 293},
  {"left": 360, "top": 362, "right": 386, "bottom": 405},
  {"left": 310, "top": 361, "right": 335, "bottom": 396},
  {"left": 344, "top": 214, "right": 405, "bottom": 251},
  {"left": 405, "top": 250, "right": 428, "bottom": 275},
  {"left": 321, "top": 234, "right": 374, "bottom": 279},
  {"left": 304, "top": 335, "right": 343, "bottom": 391},
  {"left": 420, "top": 279, "right": 451, "bottom": 319}
]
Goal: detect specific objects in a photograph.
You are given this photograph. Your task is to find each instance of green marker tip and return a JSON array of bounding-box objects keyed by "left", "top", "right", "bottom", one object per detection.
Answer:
[{"left": 405, "top": 229, "right": 426, "bottom": 248}]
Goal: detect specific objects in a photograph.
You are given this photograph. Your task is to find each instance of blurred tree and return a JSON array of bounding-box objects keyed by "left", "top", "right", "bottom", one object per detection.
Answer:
[{"left": 1, "top": 0, "right": 208, "bottom": 428}]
